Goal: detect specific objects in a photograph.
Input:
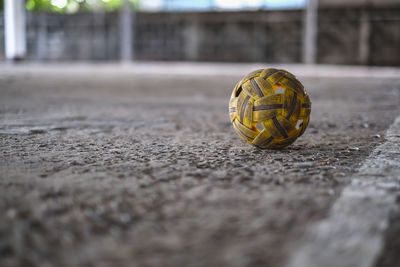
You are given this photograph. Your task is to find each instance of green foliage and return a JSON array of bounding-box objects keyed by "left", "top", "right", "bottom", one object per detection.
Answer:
[
  {"left": 26, "top": 0, "right": 53, "bottom": 11},
  {"left": 25, "top": 0, "right": 138, "bottom": 13}
]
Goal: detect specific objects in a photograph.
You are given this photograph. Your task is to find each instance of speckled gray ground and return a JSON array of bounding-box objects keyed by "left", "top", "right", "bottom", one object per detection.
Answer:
[{"left": 0, "top": 64, "right": 400, "bottom": 267}]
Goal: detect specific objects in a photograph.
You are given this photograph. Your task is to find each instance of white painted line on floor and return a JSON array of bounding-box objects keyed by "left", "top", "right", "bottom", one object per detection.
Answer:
[
  {"left": 286, "top": 115, "right": 400, "bottom": 267},
  {"left": 1, "top": 63, "right": 400, "bottom": 79}
]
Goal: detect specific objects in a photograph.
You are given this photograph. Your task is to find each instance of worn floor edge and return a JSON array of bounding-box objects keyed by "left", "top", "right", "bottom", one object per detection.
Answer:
[{"left": 286, "top": 115, "right": 400, "bottom": 267}]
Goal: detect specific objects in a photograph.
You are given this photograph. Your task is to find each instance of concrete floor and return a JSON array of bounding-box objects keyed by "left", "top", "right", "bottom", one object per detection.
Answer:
[{"left": 1, "top": 63, "right": 400, "bottom": 267}]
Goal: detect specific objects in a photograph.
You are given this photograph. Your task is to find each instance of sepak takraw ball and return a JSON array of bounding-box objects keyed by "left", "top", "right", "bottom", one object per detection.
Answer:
[{"left": 229, "top": 68, "right": 311, "bottom": 149}]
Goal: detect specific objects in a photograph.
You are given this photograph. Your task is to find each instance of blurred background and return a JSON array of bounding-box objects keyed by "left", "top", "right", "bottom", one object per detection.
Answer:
[{"left": 0, "top": 0, "right": 399, "bottom": 65}]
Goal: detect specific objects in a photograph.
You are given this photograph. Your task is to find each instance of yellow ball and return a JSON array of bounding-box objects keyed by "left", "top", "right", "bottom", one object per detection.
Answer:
[{"left": 229, "top": 68, "right": 311, "bottom": 149}]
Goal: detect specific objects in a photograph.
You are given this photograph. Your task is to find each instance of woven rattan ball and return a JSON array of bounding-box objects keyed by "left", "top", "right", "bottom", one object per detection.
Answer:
[{"left": 229, "top": 68, "right": 311, "bottom": 149}]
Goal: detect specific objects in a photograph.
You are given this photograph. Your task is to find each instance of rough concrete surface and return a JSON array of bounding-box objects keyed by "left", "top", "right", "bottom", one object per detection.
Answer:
[
  {"left": 287, "top": 116, "right": 400, "bottom": 267},
  {"left": 0, "top": 63, "right": 400, "bottom": 267}
]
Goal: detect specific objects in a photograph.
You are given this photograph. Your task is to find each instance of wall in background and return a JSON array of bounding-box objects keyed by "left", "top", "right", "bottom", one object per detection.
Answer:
[{"left": 0, "top": 7, "right": 399, "bottom": 65}]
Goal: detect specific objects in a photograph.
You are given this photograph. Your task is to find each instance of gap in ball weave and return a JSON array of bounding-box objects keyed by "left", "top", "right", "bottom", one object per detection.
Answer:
[{"left": 229, "top": 68, "right": 311, "bottom": 149}]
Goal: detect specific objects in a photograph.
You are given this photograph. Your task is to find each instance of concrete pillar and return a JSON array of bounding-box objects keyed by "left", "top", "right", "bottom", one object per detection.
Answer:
[
  {"left": 302, "top": 0, "right": 318, "bottom": 64},
  {"left": 359, "top": 9, "right": 370, "bottom": 65},
  {"left": 119, "top": 0, "right": 133, "bottom": 62},
  {"left": 4, "top": 0, "right": 26, "bottom": 61},
  {"left": 36, "top": 13, "right": 47, "bottom": 61},
  {"left": 184, "top": 19, "right": 200, "bottom": 61}
]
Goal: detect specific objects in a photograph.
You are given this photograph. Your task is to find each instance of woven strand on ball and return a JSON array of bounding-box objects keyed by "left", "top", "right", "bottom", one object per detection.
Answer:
[{"left": 229, "top": 68, "right": 311, "bottom": 149}]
